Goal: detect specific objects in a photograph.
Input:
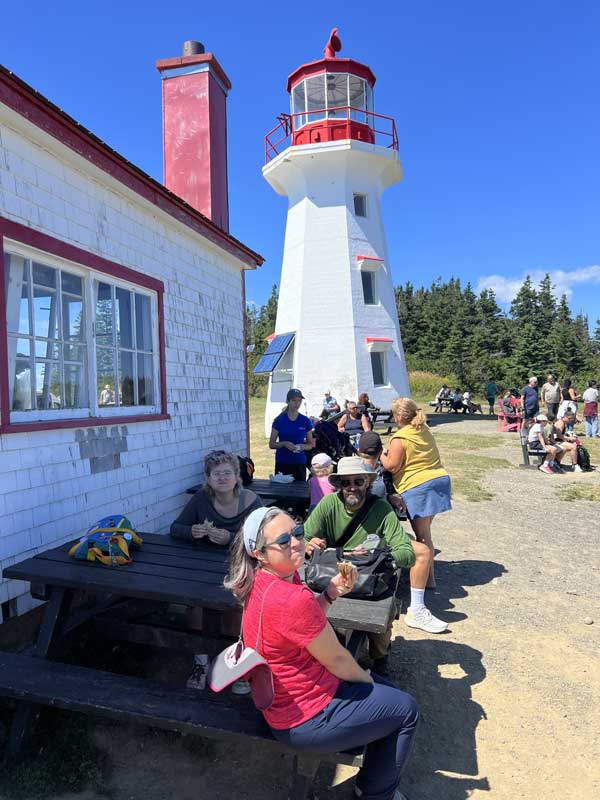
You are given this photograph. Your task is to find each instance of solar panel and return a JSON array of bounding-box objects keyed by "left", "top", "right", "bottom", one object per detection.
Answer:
[
  {"left": 264, "top": 332, "right": 295, "bottom": 356},
  {"left": 253, "top": 332, "right": 295, "bottom": 374}
]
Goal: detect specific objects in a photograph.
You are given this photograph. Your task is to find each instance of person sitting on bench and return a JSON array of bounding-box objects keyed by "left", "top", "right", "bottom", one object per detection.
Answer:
[
  {"left": 225, "top": 507, "right": 419, "bottom": 800},
  {"left": 528, "top": 413, "right": 562, "bottom": 474},
  {"left": 553, "top": 411, "right": 582, "bottom": 472},
  {"left": 501, "top": 390, "right": 519, "bottom": 424},
  {"left": 338, "top": 401, "right": 371, "bottom": 448}
]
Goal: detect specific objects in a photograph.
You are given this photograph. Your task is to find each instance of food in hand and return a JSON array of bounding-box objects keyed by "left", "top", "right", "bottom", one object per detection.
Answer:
[{"left": 337, "top": 561, "right": 354, "bottom": 580}]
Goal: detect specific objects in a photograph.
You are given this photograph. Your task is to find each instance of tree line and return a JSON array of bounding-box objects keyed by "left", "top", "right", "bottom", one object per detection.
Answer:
[{"left": 246, "top": 276, "right": 600, "bottom": 396}]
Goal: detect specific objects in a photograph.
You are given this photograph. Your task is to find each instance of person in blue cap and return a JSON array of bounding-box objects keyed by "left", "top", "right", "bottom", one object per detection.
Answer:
[{"left": 269, "top": 388, "right": 315, "bottom": 481}]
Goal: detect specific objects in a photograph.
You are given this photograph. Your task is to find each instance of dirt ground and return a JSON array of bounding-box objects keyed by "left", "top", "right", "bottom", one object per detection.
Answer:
[{"left": 3, "top": 417, "right": 600, "bottom": 800}]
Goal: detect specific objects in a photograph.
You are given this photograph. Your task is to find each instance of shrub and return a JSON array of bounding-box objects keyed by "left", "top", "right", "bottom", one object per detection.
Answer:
[{"left": 409, "top": 370, "right": 456, "bottom": 399}]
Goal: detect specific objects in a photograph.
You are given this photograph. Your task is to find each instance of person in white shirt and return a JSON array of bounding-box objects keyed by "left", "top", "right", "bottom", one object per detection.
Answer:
[
  {"left": 527, "top": 413, "right": 563, "bottom": 474},
  {"left": 582, "top": 380, "right": 599, "bottom": 438}
]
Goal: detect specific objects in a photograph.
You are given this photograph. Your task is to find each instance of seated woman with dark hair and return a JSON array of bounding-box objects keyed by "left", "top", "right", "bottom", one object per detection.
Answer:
[{"left": 171, "top": 451, "right": 263, "bottom": 546}]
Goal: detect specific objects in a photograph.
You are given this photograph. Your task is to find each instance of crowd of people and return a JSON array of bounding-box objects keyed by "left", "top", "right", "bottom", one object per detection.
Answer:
[{"left": 172, "top": 392, "right": 453, "bottom": 800}]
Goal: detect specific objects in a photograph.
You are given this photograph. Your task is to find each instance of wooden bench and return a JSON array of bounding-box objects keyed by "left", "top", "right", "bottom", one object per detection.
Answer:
[
  {"left": 0, "top": 650, "right": 363, "bottom": 799},
  {"left": 519, "top": 428, "right": 545, "bottom": 468}
]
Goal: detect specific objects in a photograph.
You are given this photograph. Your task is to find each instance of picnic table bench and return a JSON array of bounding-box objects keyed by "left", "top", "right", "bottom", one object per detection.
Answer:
[
  {"left": 1, "top": 533, "right": 397, "bottom": 798},
  {"left": 186, "top": 478, "right": 311, "bottom": 510}
]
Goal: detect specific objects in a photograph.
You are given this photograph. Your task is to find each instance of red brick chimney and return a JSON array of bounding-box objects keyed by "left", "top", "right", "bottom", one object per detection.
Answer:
[{"left": 156, "top": 41, "right": 230, "bottom": 232}]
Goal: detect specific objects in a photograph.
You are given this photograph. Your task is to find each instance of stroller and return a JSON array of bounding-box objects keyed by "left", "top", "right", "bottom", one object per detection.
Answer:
[{"left": 307, "top": 419, "right": 355, "bottom": 465}]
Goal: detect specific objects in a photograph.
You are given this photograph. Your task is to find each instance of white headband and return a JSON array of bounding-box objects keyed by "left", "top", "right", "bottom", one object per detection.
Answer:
[{"left": 243, "top": 507, "right": 271, "bottom": 555}]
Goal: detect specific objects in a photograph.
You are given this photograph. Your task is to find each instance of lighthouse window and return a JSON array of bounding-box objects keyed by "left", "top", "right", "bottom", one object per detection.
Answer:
[
  {"left": 305, "top": 76, "right": 326, "bottom": 125},
  {"left": 326, "top": 74, "right": 347, "bottom": 117},
  {"left": 371, "top": 351, "right": 386, "bottom": 387},
  {"left": 354, "top": 193, "right": 367, "bottom": 217},
  {"left": 361, "top": 271, "right": 376, "bottom": 305}
]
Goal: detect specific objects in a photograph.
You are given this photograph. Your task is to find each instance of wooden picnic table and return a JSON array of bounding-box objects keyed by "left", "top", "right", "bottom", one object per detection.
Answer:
[{"left": 1, "top": 533, "right": 396, "bottom": 761}]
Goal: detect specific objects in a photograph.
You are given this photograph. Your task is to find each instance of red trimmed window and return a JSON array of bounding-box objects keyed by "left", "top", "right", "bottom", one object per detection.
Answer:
[{"left": 1, "top": 220, "right": 167, "bottom": 432}]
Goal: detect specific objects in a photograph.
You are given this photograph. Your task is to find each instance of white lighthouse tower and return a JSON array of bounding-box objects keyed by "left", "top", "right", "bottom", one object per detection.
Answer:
[{"left": 255, "top": 29, "right": 410, "bottom": 433}]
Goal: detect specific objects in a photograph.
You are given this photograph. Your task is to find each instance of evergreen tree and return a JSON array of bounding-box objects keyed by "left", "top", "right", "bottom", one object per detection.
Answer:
[
  {"left": 537, "top": 274, "right": 557, "bottom": 340},
  {"left": 247, "top": 285, "right": 279, "bottom": 396}
]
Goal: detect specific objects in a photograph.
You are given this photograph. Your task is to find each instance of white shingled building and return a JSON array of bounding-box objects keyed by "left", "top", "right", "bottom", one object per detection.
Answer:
[{"left": 0, "top": 42, "right": 262, "bottom": 620}]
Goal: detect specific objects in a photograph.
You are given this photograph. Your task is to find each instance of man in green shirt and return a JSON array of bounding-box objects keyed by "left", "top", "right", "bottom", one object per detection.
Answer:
[
  {"left": 305, "top": 457, "right": 447, "bottom": 675},
  {"left": 485, "top": 379, "right": 498, "bottom": 416}
]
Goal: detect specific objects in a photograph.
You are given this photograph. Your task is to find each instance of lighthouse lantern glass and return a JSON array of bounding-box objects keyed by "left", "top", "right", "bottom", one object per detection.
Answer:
[{"left": 290, "top": 73, "right": 372, "bottom": 130}]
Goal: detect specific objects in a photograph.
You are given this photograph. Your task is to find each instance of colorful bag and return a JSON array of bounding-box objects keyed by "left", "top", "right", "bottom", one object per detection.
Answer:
[{"left": 69, "top": 515, "right": 142, "bottom": 566}]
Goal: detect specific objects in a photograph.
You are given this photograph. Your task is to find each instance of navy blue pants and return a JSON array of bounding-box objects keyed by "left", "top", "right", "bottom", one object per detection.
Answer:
[{"left": 271, "top": 676, "right": 419, "bottom": 800}]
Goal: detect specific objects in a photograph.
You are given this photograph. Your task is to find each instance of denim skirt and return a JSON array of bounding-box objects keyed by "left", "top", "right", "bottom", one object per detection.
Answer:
[{"left": 402, "top": 475, "right": 452, "bottom": 519}]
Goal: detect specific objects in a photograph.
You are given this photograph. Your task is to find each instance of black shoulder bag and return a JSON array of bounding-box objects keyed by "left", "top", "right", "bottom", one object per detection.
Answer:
[{"left": 304, "top": 496, "right": 397, "bottom": 599}]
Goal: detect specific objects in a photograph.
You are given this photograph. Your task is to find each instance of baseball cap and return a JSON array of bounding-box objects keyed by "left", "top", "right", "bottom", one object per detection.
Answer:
[
  {"left": 357, "top": 431, "right": 383, "bottom": 457},
  {"left": 311, "top": 452, "right": 333, "bottom": 469},
  {"left": 286, "top": 388, "right": 305, "bottom": 401},
  {"left": 536, "top": 413, "right": 548, "bottom": 422}
]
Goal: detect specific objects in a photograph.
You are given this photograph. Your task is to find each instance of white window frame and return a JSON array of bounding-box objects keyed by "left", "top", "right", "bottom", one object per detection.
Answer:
[{"left": 5, "top": 239, "right": 160, "bottom": 423}]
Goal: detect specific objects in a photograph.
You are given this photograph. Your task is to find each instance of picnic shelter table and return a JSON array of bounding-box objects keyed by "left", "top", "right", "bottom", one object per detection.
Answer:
[{"left": 0, "top": 532, "right": 397, "bottom": 793}]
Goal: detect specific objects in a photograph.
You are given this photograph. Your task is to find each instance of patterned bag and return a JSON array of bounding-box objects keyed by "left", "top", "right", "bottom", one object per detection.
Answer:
[{"left": 69, "top": 515, "right": 142, "bottom": 566}]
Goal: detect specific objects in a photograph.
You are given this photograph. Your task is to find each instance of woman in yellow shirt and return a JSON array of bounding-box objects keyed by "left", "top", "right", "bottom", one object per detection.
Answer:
[{"left": 381, "top": 397, "right": 451, "bottom": 597}]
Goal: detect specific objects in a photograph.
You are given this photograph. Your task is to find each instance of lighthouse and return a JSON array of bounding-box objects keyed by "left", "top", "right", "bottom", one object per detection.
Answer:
[{"left": 255, "top": 29, "right": 410, "bottom": 432}]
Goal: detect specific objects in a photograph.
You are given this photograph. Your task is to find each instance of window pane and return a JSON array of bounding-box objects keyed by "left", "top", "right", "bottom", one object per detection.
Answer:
[
  {"left": 137, "top": 353, "right": 154, "bottom": 406},
  {"left": 32, "top": 262, "right": 57, "bottom": 289},
  {"left": 97, "top": 347, "right": 115, "bottom": 404},
  {"left": 35, "top": 339, "right": 60, "bottom": 359},
  {"left": 306, "top": 76, "right": 325, "bottom": 124},
  {"left": 64, "top": 343, "right": 85, "bottom": 361},
  {"left": 292, "top": 83, "right": 306, "bottom": 115},
  {"left": 95, "top": 282, "right": 113, "bottom": 347},
  {"left": 33, "top": 285, "right": 59, "bottom": 339},
  {"left": 13, "top": 361, "right": 33, "bottom": 410},
  {"left": 349, "top": 76, "right": 367, "bottom": 123},
  {"left": 61, "top": 272, "right": 82, "bottom": 296},
  {"left": 62, "top": 295, "right": 84, "bottom": 342},
  {"left": 35, "top": 361, "right": 61, "bottom": 409},
  {"left": 135, "top": 294, "right": 152, "bottom": 351},
  {"left": 361, "top": 271, "right": 375, "bottom": 305},
  {"left": 15, "top": 338, "right": 30, "bottom": 358},
  {"left": 64, "top": 363, "right": 87, "bottom": 408},
  {"left": 119, "top": 350, "right": 135, "bottom": 406},
  {"left": 371, "top": 352, "right": 385, "bottom": 386},
  {"left": 326, "top": 73, "right": 348, "bottom": 115},
  {"left": 116, "top": 287, "right": 133, "bottom": 349},
  {"left": 18, "top": 280, "right": 30, "bottom": 335},
  {"left": 354, "top": 194, "right": 367, "bottom": 217}
]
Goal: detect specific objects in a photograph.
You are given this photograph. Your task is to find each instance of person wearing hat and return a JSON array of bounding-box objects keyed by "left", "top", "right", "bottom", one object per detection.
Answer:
[
  {"left": 305, "top": 457, "right": 426, "bottom": 675},
  {"left": 269, "top": 389, "right": 315, "bottom": 481},
  {"left": 526, "top": 412, "right": 564, "bottom": 473},
  {"left": 322, "top": 390, "right": 340, "bottom": 419},
  {"left": 308, "top": 452, "right": 336, "bottom": 511},
  {"left": 225, "top": 506, "right": 419, "bottom": 800}
]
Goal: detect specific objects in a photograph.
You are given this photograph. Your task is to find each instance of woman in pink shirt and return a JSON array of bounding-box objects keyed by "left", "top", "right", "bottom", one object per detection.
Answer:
[{"left": 225, "top": 507, "right": 419, "bottom": 800}]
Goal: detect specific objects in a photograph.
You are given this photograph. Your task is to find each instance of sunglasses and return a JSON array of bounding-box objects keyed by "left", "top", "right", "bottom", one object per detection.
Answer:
[
  {"left": 340, "top": 477, "right": 367, "bottom": 488},
  {"left": 263, "top": 525, "right": 305, "bottom": 550}
]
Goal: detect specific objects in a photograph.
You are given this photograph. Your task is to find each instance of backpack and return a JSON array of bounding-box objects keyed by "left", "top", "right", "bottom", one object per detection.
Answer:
[
  {"left": 238, "top": 456, "right": 255, "bottom": 486},
  {"left": 69, "top": 515, "right": 142, "bottom": 566},
  {"left": 576, "top": 445, "right": 594, "bottom": 472},
  {"left": 311, "top": 419, "right": 354, "bottom": 462}
]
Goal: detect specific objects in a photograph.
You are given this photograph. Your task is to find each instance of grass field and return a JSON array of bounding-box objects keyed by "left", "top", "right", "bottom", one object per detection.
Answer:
[{"left": 248, "top": 395, "right": 512, "bottom": 502}]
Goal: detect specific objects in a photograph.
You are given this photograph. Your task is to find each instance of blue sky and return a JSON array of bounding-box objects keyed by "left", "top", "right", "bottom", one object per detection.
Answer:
[{"left": 3, "top": 2, "right": 600, "bottom": 327}]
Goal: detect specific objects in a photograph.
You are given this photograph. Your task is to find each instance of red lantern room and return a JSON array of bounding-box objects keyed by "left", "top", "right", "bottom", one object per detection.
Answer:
[{"left": 265, "top": 29, "right": 398, "bottom": 162}]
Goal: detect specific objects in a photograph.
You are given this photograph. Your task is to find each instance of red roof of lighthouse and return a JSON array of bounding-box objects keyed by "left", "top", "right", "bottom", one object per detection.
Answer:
[{"left": 287, "top": 58, "right": 376, "bottom": 93}]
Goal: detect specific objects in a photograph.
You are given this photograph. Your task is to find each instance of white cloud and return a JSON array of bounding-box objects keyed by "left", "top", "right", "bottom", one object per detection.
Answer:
[{"left": 476, "top": 266, "right": 600, "bottom": 305}]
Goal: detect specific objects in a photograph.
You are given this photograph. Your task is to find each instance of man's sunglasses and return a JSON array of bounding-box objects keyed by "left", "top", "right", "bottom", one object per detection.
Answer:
[
  {"left": 340, "top": 477, "right": 367, "bottom": 488},
  {"left": 263, "top": 525, "right": 305, "bottom": 550}
]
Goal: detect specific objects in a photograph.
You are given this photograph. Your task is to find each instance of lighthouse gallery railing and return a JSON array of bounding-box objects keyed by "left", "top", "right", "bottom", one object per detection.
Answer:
[{"left": 264, "top": 106, "right": 399, "bottom": 163}]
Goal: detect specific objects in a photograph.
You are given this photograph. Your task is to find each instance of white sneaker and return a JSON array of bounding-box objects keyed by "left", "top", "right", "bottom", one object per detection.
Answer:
[
  {"left": 573, "top": 464, "right": 583, "bottom": 473},
  {"left": 231, "top": 680, "right": 251, "bottom": 695},
  {"left": 405, "top": 606, "right": 448, "bottom": 634}
]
